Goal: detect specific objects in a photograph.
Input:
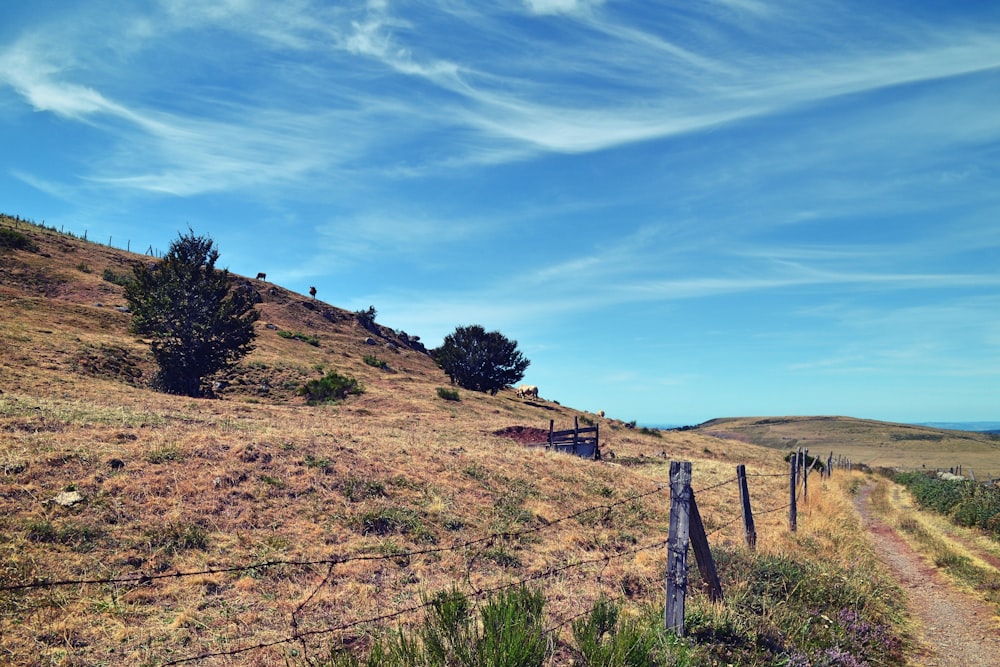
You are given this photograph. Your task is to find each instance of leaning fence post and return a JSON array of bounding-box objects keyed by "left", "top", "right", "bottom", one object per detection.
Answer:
[
  {"left": 789, "top": 455, "right": 798, "bottom": 532},
  {"left": 666, "top": 461, "right": 692, "bottom": 636},
  {"left": 689, "top": 493, "right": 723, "bottom": 603},
  {"left": 803, "top": 448, "right": 810, "bottom": 502},
  {"left": 736, "top": 464, "right": 756, "bottom": 551}
]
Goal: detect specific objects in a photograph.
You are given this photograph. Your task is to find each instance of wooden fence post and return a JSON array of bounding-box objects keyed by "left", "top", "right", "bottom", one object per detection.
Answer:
[
  {"left": 803, "top": 448, "right": 809, "bottom": 502},
  {"left": 573, "top": 416, "right": 580, "bottom": 456},
  {"left": 736, "top": 464, "right": 756, "bottom": 551},
  {"left": 789, "top": 455, "right": 798, "bottom": 532},
  {"left": 666, "top": 461, "right": 692, "bottom": 636},
  {"left": 689, "top": 494, "right": 723, "bottom": 603},
  {"left": 827, "top": 452, "right": 833, "bottom": 479}
]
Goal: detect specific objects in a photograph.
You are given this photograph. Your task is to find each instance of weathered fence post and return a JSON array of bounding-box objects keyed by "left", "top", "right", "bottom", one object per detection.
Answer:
[
  {"left": 666, "top": 461, "right": 692, "bottom": 636},
  {"left": 689, "top": 493, "right": 724, "bottom": 603},
  {"left": 803, "top": 448, "right": 810, "bottom": 502},
  {"left": 789, "top": 455, "right": 798, "bottom": 532},
  {"left": 573, "top": 416, "right": 580, "bottom": 456},
  {"left": 736, "top": 464, "right": 756, "bottom": 551},
  {"left": 827, "top": 452, "right": 833, "bottom": 479}
]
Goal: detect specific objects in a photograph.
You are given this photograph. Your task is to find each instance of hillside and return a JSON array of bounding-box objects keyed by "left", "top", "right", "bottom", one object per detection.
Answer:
[
  {"left": 691, "top": 416, "right": 1000, "bottom": 478},
  {"left": 0, "top": 215, "right": 936, "bottom": 666}
]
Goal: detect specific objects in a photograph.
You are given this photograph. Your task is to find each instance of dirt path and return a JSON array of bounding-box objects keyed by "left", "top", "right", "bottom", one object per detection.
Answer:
[{"left": 856, "top": 484, "right": 1000, "bottom": 666}]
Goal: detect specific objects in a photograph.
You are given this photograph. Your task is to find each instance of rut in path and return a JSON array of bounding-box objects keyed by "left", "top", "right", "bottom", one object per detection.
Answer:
[{"left": 855, "top": 484, "right": 1000, "bottom": 667}]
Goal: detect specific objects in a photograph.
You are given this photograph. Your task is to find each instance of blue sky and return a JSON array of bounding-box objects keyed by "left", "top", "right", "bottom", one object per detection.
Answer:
[{"left": 2, "top": 1, "right": 999, "bottom": 426}]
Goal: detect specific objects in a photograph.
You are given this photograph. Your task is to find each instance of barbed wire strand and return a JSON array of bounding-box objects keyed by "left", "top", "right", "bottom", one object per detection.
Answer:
[
  {"left": 160, "top": 533, "right": 674, "bottom": 666},
  {"left": 0, "top": 483, "right": 668, "bottom": 594}
]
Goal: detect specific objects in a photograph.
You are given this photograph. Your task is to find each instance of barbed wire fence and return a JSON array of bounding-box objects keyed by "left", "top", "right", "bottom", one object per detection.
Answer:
[{"left": 1, "top": 454, "right": 841, "bottom": 664}]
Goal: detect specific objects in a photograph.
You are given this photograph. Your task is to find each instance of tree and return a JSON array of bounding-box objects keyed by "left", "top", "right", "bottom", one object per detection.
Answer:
[
  {"left": 125, "top": 229, "right": 258, "bottom": 397},
  {"left": 433, "top": 325, "right": 529, "bottom": 395}
]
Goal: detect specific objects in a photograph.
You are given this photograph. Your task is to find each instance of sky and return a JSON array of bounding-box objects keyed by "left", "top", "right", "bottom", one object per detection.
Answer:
[{"left": 2, "top": 1, "right": 999, "bottom": 426}]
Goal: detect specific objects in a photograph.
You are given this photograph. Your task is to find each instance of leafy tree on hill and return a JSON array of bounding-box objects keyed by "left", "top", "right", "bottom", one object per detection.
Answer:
[
  {"left": 125, "top": 229, "right": 258, "bottom": 397},
  {"left": 433, "top": 324, "right": 529, "bottom": 395}
]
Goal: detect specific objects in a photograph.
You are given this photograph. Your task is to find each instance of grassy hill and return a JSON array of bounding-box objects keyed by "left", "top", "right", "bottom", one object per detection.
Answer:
[
  {"left": 0, "top": 214, "right": 933, "bottom": 666},
  {"left": 690, "top": 416, "right": 1000, "bottom": 479}
]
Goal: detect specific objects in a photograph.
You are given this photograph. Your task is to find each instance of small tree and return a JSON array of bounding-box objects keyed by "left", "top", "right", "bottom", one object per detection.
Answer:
[
  {"left": 433, "top": 325, "right": 529, "bottom": 395},
  {"left": 125, "top": 230, "right": 258, "bottom": 396}
]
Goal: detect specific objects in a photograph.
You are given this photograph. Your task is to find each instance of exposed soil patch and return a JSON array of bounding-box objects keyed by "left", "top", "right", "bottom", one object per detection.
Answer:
[
  {"left": 492, "top": 425, "right": 549, "bottom": 444},
  {"left": 856, "top": 484, "right": 1000, "bottom": 666}
]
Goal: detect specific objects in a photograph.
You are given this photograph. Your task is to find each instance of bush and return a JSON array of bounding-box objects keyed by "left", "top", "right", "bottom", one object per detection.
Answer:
[
  {"left": 124, "top": 229, "right": 258, "bottom": 396},
  {"left": 436, "top": 387, "right": 460, "bottom": 401},
  {"left": 102, "top": 267, "right": 134, "bottom": 287},
  {"left": 299, "top": 371, "right": 362, "bottom": 405},
  {"left": 356, "top": 305, "right": 378, "bottom": 331},
  {"left": 0, "top": 227, "right": 38, "bottom": 252},
  {"left": 432, "top": 325, "right": 529, "bottom": 395},
  {"left": 363, "top": 354, "right": 388, "bottom": 369}
]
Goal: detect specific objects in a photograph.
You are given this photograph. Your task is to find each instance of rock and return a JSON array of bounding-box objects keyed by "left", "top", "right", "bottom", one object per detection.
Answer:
[
  {"left": 108, "top": 458, "right": 125, "bottom": 471},
  {"left": 52, "top": 490, "right": 84, "bottom": 507}
]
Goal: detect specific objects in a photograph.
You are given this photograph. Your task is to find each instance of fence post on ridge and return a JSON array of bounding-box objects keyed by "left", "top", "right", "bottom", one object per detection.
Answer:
[
  {"left": 666, "top": 461, "right": 692, "bottom": 636},
  {"left": 736, "top": 464, "right": 756, "bottom": 551}
]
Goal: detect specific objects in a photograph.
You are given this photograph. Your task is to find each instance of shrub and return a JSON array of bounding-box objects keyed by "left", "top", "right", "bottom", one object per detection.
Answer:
[
  {"left": 356, "top": 305, "right": 378, "bottom": 331},
  {"left": 102, "top": 267, "right": 134, "bottom": 287},
  {"left": 363, "top": 354, "right": 388, "bottom": 369},
  {"left": 436, "top": 387, "right": 460, "bottom": 401},
  {"left": 432, "top": 325, "right": 529, "bottom": 395},
  {"left": 0, "top": 227, "right": 38, "bottom": 252},
  {"left": 299, "top": 371, "right": 362, "bottom": 405}
]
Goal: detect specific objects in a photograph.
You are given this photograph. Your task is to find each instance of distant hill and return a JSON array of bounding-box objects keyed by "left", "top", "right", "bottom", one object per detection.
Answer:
[{"left": 689, "top": 415, "right": 1000, "bottom": 476}]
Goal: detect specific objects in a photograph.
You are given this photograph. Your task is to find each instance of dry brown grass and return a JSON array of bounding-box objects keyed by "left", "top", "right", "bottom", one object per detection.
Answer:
[{"left": 0, "top": 216, "right": 915, "bottom": 665}]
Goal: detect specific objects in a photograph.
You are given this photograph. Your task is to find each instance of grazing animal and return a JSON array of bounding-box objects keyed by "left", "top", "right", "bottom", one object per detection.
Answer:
[
  {"left": 255, "top": 272, "right": 266, "bottom": 281},
  {"left": 516, "top": 384, "right": 539, "bottom": 399},
  {"left": 597, "top": 410, "right": 605, "bottom": 418},
  {"left": 309, "top": 286, "right": 317, "bottom": 299}
]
